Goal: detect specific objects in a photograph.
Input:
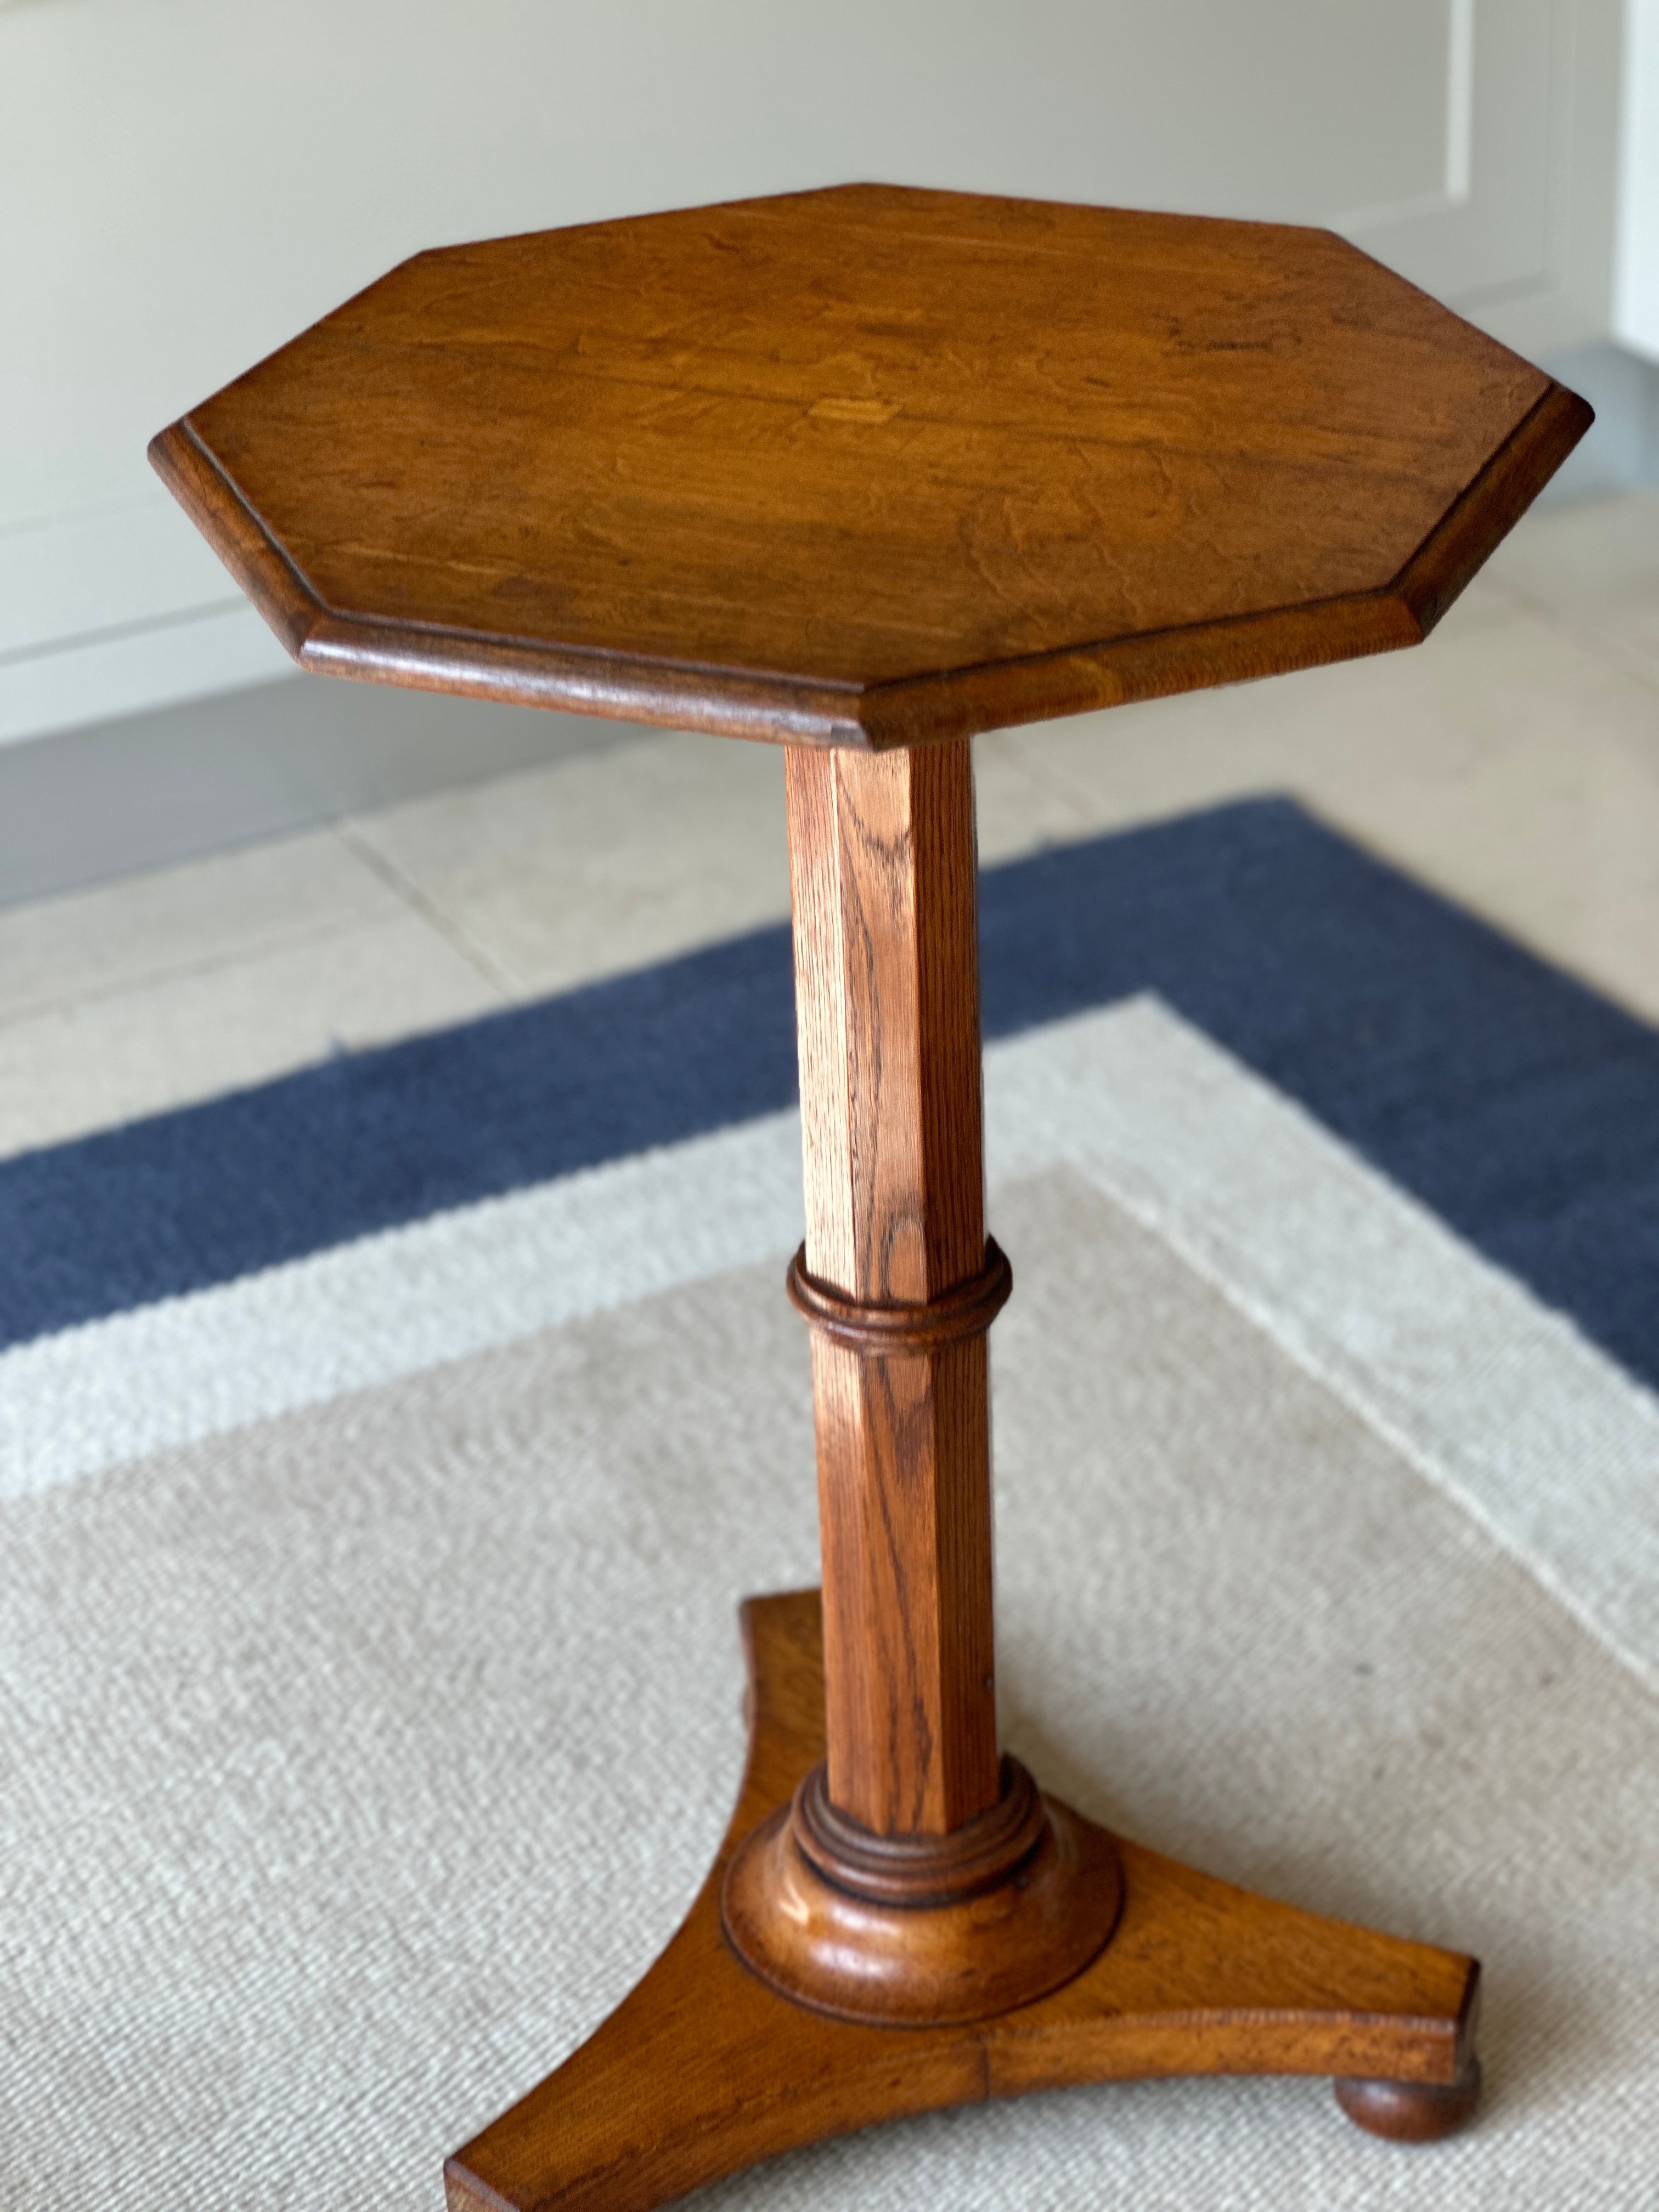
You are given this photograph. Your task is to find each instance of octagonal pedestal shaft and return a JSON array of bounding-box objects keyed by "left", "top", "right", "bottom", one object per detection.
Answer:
[
  {"left": 710, "top": 738, "right": 1120, "bottom": 2022},
  {"left": 782, "top": 738, "right": 1001, "bottom": 1840}
]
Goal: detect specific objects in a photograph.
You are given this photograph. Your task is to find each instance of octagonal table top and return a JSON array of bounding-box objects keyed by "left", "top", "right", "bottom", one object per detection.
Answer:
[{"left": 151, "top": 183, "right": 1590, "bottom": 752}]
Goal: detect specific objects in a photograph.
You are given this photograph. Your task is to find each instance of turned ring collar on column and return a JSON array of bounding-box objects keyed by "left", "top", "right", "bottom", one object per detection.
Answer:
[
  {"left": 792, "top": 1754, "right": 1047, "bottom": 1908},
  {"left": 785, "top": 1239, "right": 1013, "bottom": 1354}
]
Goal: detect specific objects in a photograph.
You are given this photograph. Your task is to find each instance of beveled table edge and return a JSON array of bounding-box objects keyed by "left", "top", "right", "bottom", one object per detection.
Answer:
[{"left": 149, "top": 379, "right": 1589, "bottom": 753}]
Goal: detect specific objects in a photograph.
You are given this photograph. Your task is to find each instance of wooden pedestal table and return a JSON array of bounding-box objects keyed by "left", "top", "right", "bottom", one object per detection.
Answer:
[{"left": 150, "top": 184, "right": 1590, "bottom": 2210}]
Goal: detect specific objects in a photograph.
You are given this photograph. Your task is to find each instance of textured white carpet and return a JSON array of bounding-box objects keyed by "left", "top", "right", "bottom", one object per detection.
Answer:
[{"left": 2, "top": 1011, "right": 1655, "bottom": 2209}]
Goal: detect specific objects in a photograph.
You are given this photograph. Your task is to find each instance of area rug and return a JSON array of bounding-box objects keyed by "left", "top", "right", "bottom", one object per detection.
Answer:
[{"left": 2, "top": 797, "right": 1656, "bottom": 2210}]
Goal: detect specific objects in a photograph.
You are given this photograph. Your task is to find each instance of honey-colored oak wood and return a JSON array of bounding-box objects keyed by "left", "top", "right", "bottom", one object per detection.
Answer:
[
  {"left": 721, "top": 1748, "right": 1124, "bottom": 2025},
  {"left": 785, "top": 740, "right": 1000, "bottom": 1836},
  {"left": 146, "top": 184, "right": 1577, "bottom": 2204},
  {"left": 149, "top": 183, "right": 1590, "bottom": 752},
  {"left": 1335, "top": 2063, "right": 1485, "bottom": 2142},
  {"left": 444, "top": 1592, "right": 1480, "bottom": 2212},
  {"left": 786, "top": 743, "right": 985, "bottom": 1305},
  {"left": 729, "top": 737, "right": 1127, "bottom": 2024}
]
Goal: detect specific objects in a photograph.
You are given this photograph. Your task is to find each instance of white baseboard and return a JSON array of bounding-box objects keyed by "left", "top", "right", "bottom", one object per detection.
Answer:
[
  {"left": 1616, "top": 0, "right": 1659, "bottom": 363},
  {"left": 0, "top": 494, "right": 296, "bottom": 749},
  {"left": 0, "top": 674, "right": 638, "bottom": 910},
  {"left": 0, "top": 603, "right": 297, "bottom": 750}
]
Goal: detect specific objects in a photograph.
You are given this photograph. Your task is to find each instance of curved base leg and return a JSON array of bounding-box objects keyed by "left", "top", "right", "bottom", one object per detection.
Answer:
[{"left": 445, "top": 1590, "right": 1482, "bottom": 2212}]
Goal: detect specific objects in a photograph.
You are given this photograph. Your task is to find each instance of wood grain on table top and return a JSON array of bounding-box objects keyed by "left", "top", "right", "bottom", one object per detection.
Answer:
[{"left": 152, "top": 183, "right": 1590, "bottom": 750}]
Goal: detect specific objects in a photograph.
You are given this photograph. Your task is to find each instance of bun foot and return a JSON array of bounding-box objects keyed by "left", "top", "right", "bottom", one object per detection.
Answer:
[{"left": 1334, "top": 2057, "right": 1482, "bottom": 2142}]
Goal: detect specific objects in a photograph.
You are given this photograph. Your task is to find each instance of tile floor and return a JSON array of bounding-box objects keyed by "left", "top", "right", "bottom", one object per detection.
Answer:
[{"left": 2, "top": 489, "right": 1656, "bottom": 1157}]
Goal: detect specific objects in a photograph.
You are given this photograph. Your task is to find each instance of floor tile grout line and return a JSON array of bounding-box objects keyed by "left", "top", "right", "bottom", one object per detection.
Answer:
[
  {"left": 331, "top": 818, "right": 523, "bottom": 1001},
  {"left": 1480, "top": 571, "right": 1659, "bottom": 698},
  {"left": 0, "top": 904, "right": 436, "bottom": 1041}
]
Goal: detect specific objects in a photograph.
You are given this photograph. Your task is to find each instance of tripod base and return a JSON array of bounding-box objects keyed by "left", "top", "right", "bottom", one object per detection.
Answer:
[{"left": 444, "top": 1590, "right": 1481, "bottom": 2212}]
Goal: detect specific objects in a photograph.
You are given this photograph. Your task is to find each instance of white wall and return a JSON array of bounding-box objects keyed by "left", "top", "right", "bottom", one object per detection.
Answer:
[
  {"left": 0, "top": 0, "right": 1627, "bottom": 746},
  {"left": 1617, "top": 0, "right": 1659, "bottom": 358}
]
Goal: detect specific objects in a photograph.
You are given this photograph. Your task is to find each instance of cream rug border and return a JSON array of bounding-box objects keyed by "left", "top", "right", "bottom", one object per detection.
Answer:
[{"left": 4, "top": 995, "right": 1656, "bottom": 1692}]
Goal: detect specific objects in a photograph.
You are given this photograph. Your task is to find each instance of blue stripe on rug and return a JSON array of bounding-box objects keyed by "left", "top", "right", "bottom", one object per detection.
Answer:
[{"left": 3, "top": 797, "right": 1656, "bottom": 1385}]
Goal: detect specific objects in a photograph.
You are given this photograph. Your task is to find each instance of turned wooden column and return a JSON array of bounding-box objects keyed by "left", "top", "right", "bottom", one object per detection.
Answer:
[
  {"left": 721, "top": 740, "right": 1119, "bottom": 2024},
  {"left": 783, "top": 737, "right": 1002, "bottom": 1838}
]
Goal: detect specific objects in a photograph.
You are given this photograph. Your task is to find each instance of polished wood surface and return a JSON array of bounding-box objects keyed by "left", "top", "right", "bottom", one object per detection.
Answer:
[
  {"left": 146, "top": 184, "right": 1558, "bottom": 2201},
  {"left": 444, "top": 1592, "right": 1480, "bottom": 2212},
  {"left": 785, "top": 741, "right": 999, "bottom": 1836},
  {"left": 732, "top": 736, "right": 1124, "bottom": 2023},
  {"left": 721, "top": 1748, "right": 1123, "bottom": 2025},
  {"left": 786, "top": 743, "right": 984, "bottom": 1304},
  {"left": 1336, "top": 2064, "right": 1485, "bottom": 2142},
  {"left": 150, "top": 183, "right": 1590, "bottom": 751}
]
